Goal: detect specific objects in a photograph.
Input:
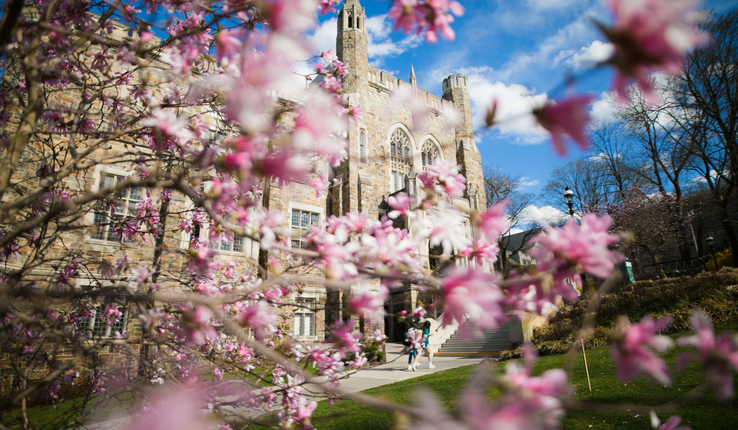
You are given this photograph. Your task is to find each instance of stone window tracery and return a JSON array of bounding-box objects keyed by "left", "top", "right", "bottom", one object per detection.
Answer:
[
  {"left": 390, "top": 129, "right": 410, "bottom": 161},
  {"left": 388, "top": 127, "right": 412, "bottom": 192},
  {"left": 421, "top": 140, "right": 440, "bottom": 169}
]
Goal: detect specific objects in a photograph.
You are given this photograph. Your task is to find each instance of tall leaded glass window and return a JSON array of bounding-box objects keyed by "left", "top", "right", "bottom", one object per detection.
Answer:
[
  {"left": 390, "top": 129, "right": 410, "bottom": 160},
  {"left": 421, "top": 140, "right": 440, "bottom": 168}
]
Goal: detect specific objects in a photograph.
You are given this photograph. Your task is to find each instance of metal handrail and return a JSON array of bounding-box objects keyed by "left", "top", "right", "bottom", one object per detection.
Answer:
[{"left": 640, "top": 258, "right": 707, "bottom": 279}]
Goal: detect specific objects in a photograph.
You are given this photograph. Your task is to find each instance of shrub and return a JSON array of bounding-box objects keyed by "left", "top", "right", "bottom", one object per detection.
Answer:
[{"left": 503, "top": 268, "right": 738, "bottom": 359}]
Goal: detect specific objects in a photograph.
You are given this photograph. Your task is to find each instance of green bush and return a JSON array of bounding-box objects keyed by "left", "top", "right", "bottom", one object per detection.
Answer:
[
  {"left": 344, "top": 340, "right": 385, "bottom": 365},
  {"left": 504, "top": 268, "right": 738, "bottom": 359}
]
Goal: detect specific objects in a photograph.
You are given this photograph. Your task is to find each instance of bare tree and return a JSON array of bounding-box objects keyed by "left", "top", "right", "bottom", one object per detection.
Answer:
[
  {"left": 539, "top": 158, "right": 613, "bottom": 214},
  {"left": 669, "top": 9, "right": 738, "bottom": 265},
  {"left": 616, "top": 83, "right": 695, "bottom": 260},
  {"left": 588, "top": 120, "right": 648, "bottom": 204},
  {"left": 483, "top": 165, "right": 534, "bottom": 275}
]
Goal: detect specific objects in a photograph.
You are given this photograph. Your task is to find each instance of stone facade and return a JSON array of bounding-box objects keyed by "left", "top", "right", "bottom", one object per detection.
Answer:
[
  {"left": 316, "top": 0, "right": 487, "bottom": 341},
  {"left": 2, "top": 1, "right": 487, "bottom": 368}
]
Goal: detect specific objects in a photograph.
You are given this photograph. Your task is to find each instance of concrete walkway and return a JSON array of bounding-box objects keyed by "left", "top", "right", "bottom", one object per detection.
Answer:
[
  {"left": 320, "top": 343, "right": 486, "bottom": 394},
  {"left": 79, "top": 343, "right": 487, "bottom": 428}
]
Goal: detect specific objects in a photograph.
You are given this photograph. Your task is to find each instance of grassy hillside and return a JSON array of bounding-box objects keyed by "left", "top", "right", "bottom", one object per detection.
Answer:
[{"left": 503, "top": 268, "right": 738, "bottom": 358}]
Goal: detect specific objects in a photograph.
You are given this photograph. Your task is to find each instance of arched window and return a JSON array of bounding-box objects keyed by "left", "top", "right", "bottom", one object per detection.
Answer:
[
  {"left": 390, "top": 129, "right": 410, "bottom": 160},
  {"left": 388, "top": 128, "right": 412, "bottom": 193},
  {"left": 421, "top": 140, "right": 440, "bottom": 167}
]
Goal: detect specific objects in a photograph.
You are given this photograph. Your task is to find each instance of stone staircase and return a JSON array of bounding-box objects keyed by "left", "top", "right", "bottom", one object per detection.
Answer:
[{"left": 435, "top": 323, "right": 511, "bottom": 356}]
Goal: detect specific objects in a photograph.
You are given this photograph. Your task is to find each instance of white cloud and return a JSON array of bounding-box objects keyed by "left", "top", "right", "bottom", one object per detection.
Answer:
[
  {"left": 518, "top": 204, "right": 569, "bottom": 226},
  {"left": 526, "top": 0, "right": 580, "bottom": 11},
  {"left": 307, "top": 18, "right": 338, "bottom": 55},
  {"left": 590, "top": 93, "right": 618, "bottom": 123},
  {"left": 555, "top": 40, "right": 614, "bottom": 69},
  {"left": 366, "top": 15, "right": 422, "bottom": 64},
  {"left": 463, "top": 71, "right": 550, "bottom": 144},
  {"left": 429, "top": 65, "right": 551, "bottom": 145},
  {"left": 519, "top": 177, "right": 540, "bottom": 187}
]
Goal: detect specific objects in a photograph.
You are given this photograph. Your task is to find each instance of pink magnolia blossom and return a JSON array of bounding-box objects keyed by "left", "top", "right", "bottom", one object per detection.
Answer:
[
  {"left": 476, "top": 200, "right": 510, "bottom": 241},
  {"left": 459, "top": 237, "right": 499, "bottom": 267},
  {"left": 505, "top": 345, "right": 573, "bottom": 399},
  {"left": 347, "top": 353, "right": 368, "bottom": 369},
  {"left": 372, "top": 329, "right": 388, "bottom": 350},
  {"left": 310, "top": 176, "right": 328, "bottom": 198},
  {"left": 215, "top": 30, "right": 243, "bottom": 61},
  {"left": 388, "top": 0, "right": 425, "bottom": 34},
  {"left": 308, "top": 346, "right": 345, "bottom": 379},
  {"left": 188, "top": 245, "right": 217, "bottom": 278},
  {"left": 602, "top": 0, "right": 708, "bottom": 103},
  {"left": 347, "top": 284, "right": 388, "bottom": 319},
  {"left": 611, "top": 315, "right": 673, "bottom": 384},
  {"left": 459, "top": 357, "right": 570, "bottom": 430},
  {"left": 324, "top": 318, "right": 363, "bottom": 358},
  {"left": 346, "top": 105, "right": 363, "bottom": 122},
  {"left": 387, "top": 192, "right": 416, "bottom": 219},
  {"left": 295, "top": 397, "right": 318, "bottom": 427},
  {"left": 127, "top": 387, "right": 209, "bottom": 430},
  {"left": 238, "top": 300, "right": 277, "bottom": 340},
  {"left": 677, "top": 310, "right": 738, "bottom": 400},
  {"left": 533, "top": 95, "right": 594, "bottom": 156},
  {"left": 439, "top": 267, "right": 508, "bottom": 339},
  {"left": 321, "top": 49, "right": 337, "bottom": 64},
  {"left": 529, "top": 213, "right": 622, "bottom": 282},
  {"left": 419, "top": 0, "right": 465, "bottom": 43},
  {"left": 421, "top": 160, "right": 467, "bottom": 199},
  {"left": 415, "top": 203, "right": 471, "bottom": 257},
  {"left": 180, "top": 306, "right": 217, "bottom": 346},
  {"left": 142, "top": 109, "right": 194, "bottom": 141}
]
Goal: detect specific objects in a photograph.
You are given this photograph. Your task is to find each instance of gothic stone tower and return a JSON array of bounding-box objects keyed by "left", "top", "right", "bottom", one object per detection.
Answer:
[
  {"left": 443, "top": 75, "right": 486, "bottom": 209},
  {"left": 336, "top": 0, "right": 368, "bottom": 96}
]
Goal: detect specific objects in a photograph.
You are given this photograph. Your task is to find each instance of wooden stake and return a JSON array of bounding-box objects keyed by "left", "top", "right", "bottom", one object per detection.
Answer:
[{"left": 581, "top": 338, "right": 592, "bottom": 392}]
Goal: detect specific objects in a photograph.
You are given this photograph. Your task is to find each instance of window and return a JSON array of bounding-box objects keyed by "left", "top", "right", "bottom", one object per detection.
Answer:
[
  {"left": 391, "top": 170, "right": 406, "bottom": 193},
  {"left": 390, "top": 129, "right": 410, "bottom": 160},
  {"left": 294, "top": 298, "right": 315, "bottom": 337},
  {"left": 359, "top": 130, "right": 367, "bottom": 163},
  {"left": 91, "top": 174, "right": 143, "bottom": 242},
  {"left": 77, "top": 306, "right": 127, "bottom": 338},
  {"left": 421, "top": 140, "right": 440, "bottom": 167},
  {"left": 206, "top": 216, "right": 245, "bottom": 253},
  {"left": 290, "top": 209, "right": 319, "bottom": 249}
]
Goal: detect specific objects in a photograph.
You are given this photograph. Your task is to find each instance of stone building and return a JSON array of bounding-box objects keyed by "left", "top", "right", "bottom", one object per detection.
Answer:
[
  {"left": 2, "top": 1, "right": 486, "bottom": 370},
  {"left": 298, "top": 0, "right": 487, "bottom": 341}
]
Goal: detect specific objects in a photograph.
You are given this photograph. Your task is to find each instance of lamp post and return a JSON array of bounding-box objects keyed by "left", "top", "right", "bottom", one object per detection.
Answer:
[
  {"left": 563, "top": 186, "right": 576, "bottom": 218},
  {"left": 564, "top": 187, "right": 586, "bottom": 290},
  {"left": 706, "top": 234, "right": 718, "bottom": 272}
]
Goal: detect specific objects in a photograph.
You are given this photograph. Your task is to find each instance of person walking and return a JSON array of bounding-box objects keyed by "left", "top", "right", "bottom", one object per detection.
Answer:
[
  {"left": 404, "top": 325, "right": 419, "bottom": 371},
  {"left": 415, "top": 321, "right": 435, "bottom": 369}
]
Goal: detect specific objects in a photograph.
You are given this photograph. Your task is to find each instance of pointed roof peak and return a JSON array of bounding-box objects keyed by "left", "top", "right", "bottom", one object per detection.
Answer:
[{"left": 410, "top": 64, "right": 416, "bottom": 77}]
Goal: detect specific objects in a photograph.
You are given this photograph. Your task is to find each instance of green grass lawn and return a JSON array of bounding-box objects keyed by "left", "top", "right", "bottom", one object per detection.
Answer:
[
  {"left": 1, "top": 391, "right": 138, "bottom": 430},
  {"left": 305, "top": 319, "right": 738, "bottom": 430},
  {"left": 8, "top": 321, "right": 738, "bottom": 430}
]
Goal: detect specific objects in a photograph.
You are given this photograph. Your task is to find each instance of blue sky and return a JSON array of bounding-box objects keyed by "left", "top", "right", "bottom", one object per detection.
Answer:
[{"left": 304, "top": 0, "right": 738, "bottom": 216}]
